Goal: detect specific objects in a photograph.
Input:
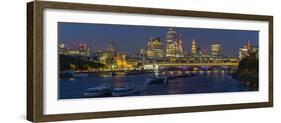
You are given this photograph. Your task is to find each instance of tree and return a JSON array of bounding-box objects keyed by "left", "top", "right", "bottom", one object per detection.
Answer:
[{"left": 59, "top": 55, "right": 106, "bottom": 71}]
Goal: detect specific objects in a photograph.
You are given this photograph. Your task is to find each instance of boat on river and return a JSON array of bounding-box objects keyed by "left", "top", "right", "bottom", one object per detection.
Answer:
[
  {"left": 145, "top": 77, "right": 168, "bottom": 84},
  {"left": 111, "top": 84, "right": 140, "bottom": 97},
  {"left": 173, "top": 73, "right": 198, "bottom": 78},
  {"left": 111, "top": 72, "right": 126, "bottom": 76},
  {"left": 83, "top": 84, "right": 112, "bottom": 97},
  {"left": 146, "top": 73, "right": 198, "bottom": 84}
]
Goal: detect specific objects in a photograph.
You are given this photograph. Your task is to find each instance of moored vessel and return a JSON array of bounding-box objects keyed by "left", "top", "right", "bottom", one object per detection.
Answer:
[
  {"left": 83, "top": 84, "right": 112, "bottom": 97},
  {"left": 111, "top": 84, "right": 140, "bottom": 97}
]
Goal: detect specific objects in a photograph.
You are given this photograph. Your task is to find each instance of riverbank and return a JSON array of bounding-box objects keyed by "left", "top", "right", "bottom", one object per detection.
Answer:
[
  {"left": 232, "top": 72, "right": 258, "bottom": 90},
  {"left": 232, "top": 58, "right": 259, "bottom": 91}
]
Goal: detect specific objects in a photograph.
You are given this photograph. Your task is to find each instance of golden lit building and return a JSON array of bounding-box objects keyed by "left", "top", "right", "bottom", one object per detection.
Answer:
[
  {"left": 191, "top": 39, "right": 197, "bottom": 55},
  {"left": 146, "top": 37, "right": 163, "bottom": 59},
  {"left": 176, "top": 33, "right": 184, "bottom": 57},
  {"left": 211, "top": 42, "right": 221, "bottom": 57},
  {"left": 115, "top": 53, "right": 131, "bottom": 69},
  {"left": 166, "top": 28, "right": 178, "bottom": 57}
]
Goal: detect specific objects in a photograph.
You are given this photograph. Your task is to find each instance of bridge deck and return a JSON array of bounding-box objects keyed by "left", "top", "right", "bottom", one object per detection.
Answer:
[{"left": 151, "top": 63, "right": 239, "bottom": 66}]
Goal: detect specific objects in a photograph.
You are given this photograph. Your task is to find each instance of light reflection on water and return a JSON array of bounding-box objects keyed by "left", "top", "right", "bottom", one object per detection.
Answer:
[{"left": 59, "top": 70, "right": 253, "bottom": 99}]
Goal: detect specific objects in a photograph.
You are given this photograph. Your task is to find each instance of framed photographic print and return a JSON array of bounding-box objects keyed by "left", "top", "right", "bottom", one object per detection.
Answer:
[{"left": 27, "top": 0, "right": 273, "bottom": 122}]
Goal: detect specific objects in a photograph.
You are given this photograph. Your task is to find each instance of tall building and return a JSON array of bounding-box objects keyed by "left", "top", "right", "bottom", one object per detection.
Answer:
[
  {"left": 147, "top": 41, "right": 153, "bottom": 58},
  {"left": 146, "top": 37, "right": 163, "bottom": 59},
  {"left": 138, "top": 48, "right": 146, "bottom": 64},
  {"left": 211, "top": 42, "right": 221, "bottom": 57},
  {"left": 166, "top": 28, "right": 178, "bottom": 57},
  {"left": 239, "top": 47, "right": 248, "bottom": 60},
  {"left": 176, "top": 33, "right": 184, "bottom": 57},
  {"left": 191, "top": 39, "right": 197, "bottom": 55},
  {"left": 239, "top": 41, "right": 258, "bottom": 60}
]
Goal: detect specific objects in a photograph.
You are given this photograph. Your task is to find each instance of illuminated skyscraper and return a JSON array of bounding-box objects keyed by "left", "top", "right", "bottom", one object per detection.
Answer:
[
  {"left": 147, "top": 37, "right": 163, "bottom": 59},
  {"left": 211, "top": 42, "right": 221, "bottom": 57},
  {"left": 176, "top": 33, "right": 184, "bottom": 57},
  {"left": 139, "top": 48, "right": 146, "bottom": 64},
  {"left": 191, "top": 39, "right": 197, "bottom": 55},
  {"left": 166, "top": 28, "right": 178, "bottom": 57},
  {"left": 147, "top": 41, "right": 153, "bottom": 57}
]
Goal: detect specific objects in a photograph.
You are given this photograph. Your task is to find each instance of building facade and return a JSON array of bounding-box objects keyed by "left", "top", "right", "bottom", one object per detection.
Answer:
[
  {"left": 239, "top": 41, "right": 259, "bottom": 60},
  {"left": 176, "top": 33, "right": 185, "bottom": 57},
  {"left": 191, "top": 39, "right": 198, "bottom": 55},
  {"left": 166, "top": 28, "right": 178, "bottom": 57},
  {"left": 211, "top": 42, "right": 221, "bottom": 57},
  {"left": 146, "top": 37, "right": 163, "bottom": 59}
]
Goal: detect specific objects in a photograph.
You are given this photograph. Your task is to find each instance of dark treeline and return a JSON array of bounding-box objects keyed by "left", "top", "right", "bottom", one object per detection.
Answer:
[
  {"left": 234, "top": 58, "right": 259, "bottom": 90},
  {"left": 238, "top": 58, "right": 259, "bottom": 72},
  {"left": 59, "top": 55, "right": 106, "bottom": 71}
]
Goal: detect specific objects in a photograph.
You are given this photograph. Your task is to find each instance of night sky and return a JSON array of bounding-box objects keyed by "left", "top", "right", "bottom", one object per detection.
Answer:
[{"left": 58, "top": 22, "right": 259, "bottom": 57}]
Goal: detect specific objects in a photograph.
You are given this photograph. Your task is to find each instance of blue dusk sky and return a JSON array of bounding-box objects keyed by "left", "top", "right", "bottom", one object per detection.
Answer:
[{"left": 58, "top": 22, "right": 259, "bottom": 57}]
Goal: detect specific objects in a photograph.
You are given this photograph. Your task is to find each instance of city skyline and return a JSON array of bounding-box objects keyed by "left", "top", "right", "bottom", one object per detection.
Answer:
[
  {"left": 58, "top": 22, "right": 259, "bottom": 99},
  {"left": 58, "top": 22, "right": 259, "bottom": 57}
]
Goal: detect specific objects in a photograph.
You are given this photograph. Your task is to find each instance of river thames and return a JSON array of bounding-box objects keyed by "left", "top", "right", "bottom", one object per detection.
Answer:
[{"left": 59, "top": 69, "right": 256, "bottom": 99}]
